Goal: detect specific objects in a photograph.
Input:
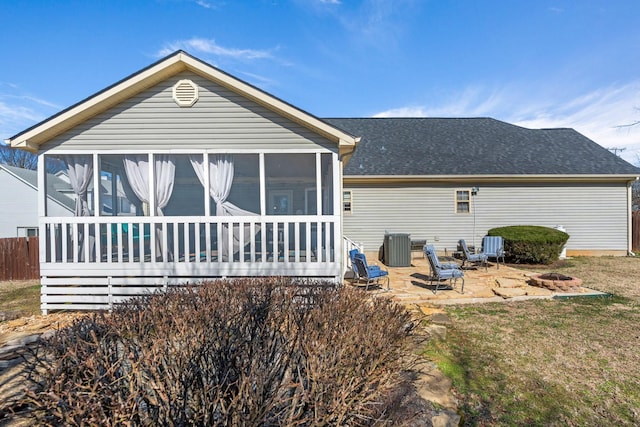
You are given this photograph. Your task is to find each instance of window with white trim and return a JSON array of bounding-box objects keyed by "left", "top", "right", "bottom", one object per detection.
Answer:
[
  {"left": 343, "top": 190, "right": 352, "bottom": 213},
  {"left": 455, "top": 189, "right": 471, "bottom": 214},
  {"left": 17, "top": 226, "right": 38, "bottom": 237}
]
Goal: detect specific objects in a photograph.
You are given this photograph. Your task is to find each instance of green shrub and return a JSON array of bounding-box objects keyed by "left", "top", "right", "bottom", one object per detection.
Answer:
[
  {"left": 487, "top": 225, "right": 569, "bottom": 264},
  {"left": 16, "top": 278, "right": 414, "bottom": 426}
]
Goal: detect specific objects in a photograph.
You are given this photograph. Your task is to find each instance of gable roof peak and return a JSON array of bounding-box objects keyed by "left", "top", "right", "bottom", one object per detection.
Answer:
[{"left": 7, "top": 51, "right": 358, "bottom": 152}]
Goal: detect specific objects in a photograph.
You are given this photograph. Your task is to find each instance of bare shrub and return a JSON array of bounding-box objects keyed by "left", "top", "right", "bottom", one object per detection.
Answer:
[{"left": 15, "top": 278, "right": 413, "bottom": 426}]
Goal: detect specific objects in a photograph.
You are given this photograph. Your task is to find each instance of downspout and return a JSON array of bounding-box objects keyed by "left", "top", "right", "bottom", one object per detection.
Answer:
[
  {"left": 338, "top": 138, "right": 360, "bottom": 278},
  {"left": 628, "top": 177, "right": 638, "bottom": 256}
]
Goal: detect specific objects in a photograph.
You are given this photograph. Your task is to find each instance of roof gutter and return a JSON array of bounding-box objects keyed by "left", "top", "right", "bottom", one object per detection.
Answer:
[{"left": 344, "top": 174, "right": 640, "bottom": 184}]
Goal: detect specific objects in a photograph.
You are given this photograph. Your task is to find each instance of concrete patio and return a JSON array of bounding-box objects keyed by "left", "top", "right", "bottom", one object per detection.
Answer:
[{"left": 346, "top": 252, "right": 605, "bottom": 306}]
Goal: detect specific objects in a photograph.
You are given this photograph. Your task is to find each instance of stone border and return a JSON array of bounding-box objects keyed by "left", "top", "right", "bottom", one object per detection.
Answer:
[{"left": 529, "top": 274, "right": 583, "bottom": 292}]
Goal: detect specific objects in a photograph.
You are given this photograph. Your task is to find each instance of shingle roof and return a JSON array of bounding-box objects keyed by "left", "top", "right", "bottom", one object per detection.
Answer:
[{"left": 324, "top": 117, "right": 640, "bottom": 176}]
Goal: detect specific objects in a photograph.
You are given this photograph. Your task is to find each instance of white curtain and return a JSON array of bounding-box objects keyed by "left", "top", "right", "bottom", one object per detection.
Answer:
[
  {"left": 61, "top": 155, "right": 93, "bottom": 217},
  {"left": 123, "top": 154, "right": 176, "bottom": 260},
  {"left": 117, "top": 166, "right": 143, "bottom": 214},
  {"left": 123, "top": 154, "right": 175, "bottom": 216},
  {"left": 60, "top": 155, "right": 95, "bottom": 262},
  {"left": 123, "top": 155, "right": 150, "bottom": 214},
  {"left": 190, "top": 154, "right": 258, "bottom": 260},
  {"left": 189, "top": 154, "right": 257, "bottom": 216}
]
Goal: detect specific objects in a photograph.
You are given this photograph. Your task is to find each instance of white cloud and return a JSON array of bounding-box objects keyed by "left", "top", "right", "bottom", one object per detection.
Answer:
[
  {"left": 0, "top": 87, "right": 61, "bottom": 140},
  {"left": 374, "top": 86, "right": 509, "bottom": 118},
  {"left": 510, "top": 82, "right": 640, "bottom": 163},
  {"left": 315, "top": 0, "right": 416, "bottom": 48},
  {"left": 157, "top": 38, "right": 273, "bottom": 60},
  {"left": 372, "top": 81, "right": 640, "bottom": 164},
  {"left": 373, "top": 106, "right": 427, "bottom": 117},
  {"left": 194, "top": 0, "right": 215, "bottom": 9}
]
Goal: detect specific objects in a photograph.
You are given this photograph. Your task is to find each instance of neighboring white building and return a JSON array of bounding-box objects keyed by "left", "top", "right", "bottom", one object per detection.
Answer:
[{"left": 0, "top": 164, "right": 74, "bottom": 237}]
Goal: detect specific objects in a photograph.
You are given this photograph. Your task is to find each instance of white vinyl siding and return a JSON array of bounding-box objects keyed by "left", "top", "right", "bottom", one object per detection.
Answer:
[
  {"left": 42, "top": 71, "right": 337, "bottom": 153},
  {"left": 342, "top": 181, "right": 629, "bottom": 253},
  {"left": 0, "top": 170, "right": 70, "bottom": 237}
]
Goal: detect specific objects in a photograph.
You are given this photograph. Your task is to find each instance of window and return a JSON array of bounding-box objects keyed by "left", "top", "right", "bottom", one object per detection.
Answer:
[
  {"left": 99, "top": 154, "right": 141, "bottom": 216},
  {"left": 265, "top": 153, "right": 315, "bottom": 215},
  {"left": 17, "top": 227, "right": 38, "bottom": 237},
  {"left": 343, "top": 190, "right": 352, "bottom": 213},
  {"left": 455, "top": 189, "right": 471, "bottom": 213},
  {"left": 269, "top": 190, "right": 293, "bottom": 215}
]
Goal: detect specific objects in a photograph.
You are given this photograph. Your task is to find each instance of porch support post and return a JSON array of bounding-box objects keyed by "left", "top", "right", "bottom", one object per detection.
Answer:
[
  {"left": 333, "top": 152, "right": 343, "bottom": 281},
  {"left": 316, "top": 153, "right": 322, "bottom": 215},
  {"left": 204, "top": 152, "right": 211, "bottom": 259},
  {"left": 628, "top": 179, "right": 634, "bottom": 254},
  {"left": 148, "top": 153, "right": 155, "bottom": 216},
  {"left": 148, "top": 153, "right": 156, "bottom": 261},
  {"left": 37, "top": 154, "right": 46, "bottom": 287},
  {"left": 93, "top": 153, "right": 100, "bottom": 215},
  {"left": 203, "top": 152, "right": 210, "bottom": 217},
  {"left": 259, "top": 153, "right": 266, "bottom": 216}
]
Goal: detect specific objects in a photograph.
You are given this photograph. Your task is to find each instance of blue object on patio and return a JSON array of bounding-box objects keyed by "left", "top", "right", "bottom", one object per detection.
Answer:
[
  {"left": 349, "top": 248, "right": 381, "bottom": 282},
  {"left": 482, "top": 236, "right": 506, "bottom": 269},
  {"left": 422, "top": 244, "right": 459, "bottom": 270},
  {"left": 352, "top": 252, "right": 390, "bottom": 290},
  {"left": 458, "top": 239, "right": 488, "bottom": 271},
  {"left": 423, "top": 245, "right": 464, "bottom": 294}
]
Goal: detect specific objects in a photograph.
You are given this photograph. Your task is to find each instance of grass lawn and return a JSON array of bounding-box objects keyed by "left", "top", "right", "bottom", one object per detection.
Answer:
[
  {"left": 2, "top": 258, "right": 639, "bottom": 425},
  {"left": 0, "top": 280, "right": 40, "bottom": 319},
  {"left": 423, "top": 256, "right": 640, "bottom": 426}
]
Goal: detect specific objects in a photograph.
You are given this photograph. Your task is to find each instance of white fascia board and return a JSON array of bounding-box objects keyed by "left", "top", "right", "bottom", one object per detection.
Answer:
[
  {"left": 8, "top": 56, "right": 185, "bottom": 150},
  {"left": 343, "top": 174, "right": 640, "bottom": 184}
]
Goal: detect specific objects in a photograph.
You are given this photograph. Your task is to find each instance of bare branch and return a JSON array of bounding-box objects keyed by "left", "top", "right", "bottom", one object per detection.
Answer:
[{"left": 0, "top": 143, "right": 38, "bottom": 170}]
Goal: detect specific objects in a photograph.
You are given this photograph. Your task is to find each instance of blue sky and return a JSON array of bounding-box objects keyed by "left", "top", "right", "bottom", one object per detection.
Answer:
[{"left": 2, "top": 0, "right": 640, "bottom": 163}]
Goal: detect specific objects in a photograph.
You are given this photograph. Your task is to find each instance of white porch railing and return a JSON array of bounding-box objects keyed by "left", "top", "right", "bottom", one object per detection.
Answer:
[
  {"left": 343, "top": 235, "right": 364, "bottom": 273},
  {"left": 39, "top": 215, "right": 341, "bottom": 312},
  {"left": 42, "top": 215, "right": 339, "bottom": 274}
]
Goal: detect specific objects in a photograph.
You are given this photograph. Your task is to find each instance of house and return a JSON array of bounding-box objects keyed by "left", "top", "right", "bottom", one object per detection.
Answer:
[
  {"left": 0, "top": 164, "right": 74, "bottom": 237},
  {"left": 6, "top": 51, "right": 358, "bottom": 313},
  {"left": 325, "top": 118, "right": 640, "bottom": 256},
  {"left": 5, "top": 51, "right": 639, "bottom": 313}
]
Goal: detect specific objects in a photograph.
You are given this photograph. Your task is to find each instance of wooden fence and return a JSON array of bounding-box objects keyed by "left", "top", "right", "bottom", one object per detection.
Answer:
[
  {"left": 0, "top": 237, "right": 40, "bottom": 281},
  {"left": 633, "top": 211, "right": 640, "bottom": 252}
]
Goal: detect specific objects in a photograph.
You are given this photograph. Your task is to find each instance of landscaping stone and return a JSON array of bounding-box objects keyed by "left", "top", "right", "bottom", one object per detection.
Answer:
[
  {"left": 432, "top": 411, "right": 462, "bottom": 427},
  {"left": 430, "top": 312, "right": 453, "bottom": 326},
  {"left": 418, "top": 305, "right": 445, "bottom": 317},
  {"left": 493, "top": 287, "right": 528, "bottom": 298},
  {"left": 414, "top": 361, "right": 457, "bottom": 409},
  {"left": 496, "top": 277, "right": 527, "bottom": 288},
  {"left": 529, "top": 273, "right": 583, "bottom": 292},
  {"left": 426, "top": 324, "right": 447, "bottom": 340}
]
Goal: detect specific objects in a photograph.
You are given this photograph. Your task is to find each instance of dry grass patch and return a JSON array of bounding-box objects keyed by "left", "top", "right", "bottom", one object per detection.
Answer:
[
  {"left": 0, "top": 280, "right": 40, "bottom": 319},
  {"left": 424, "top": 256, "right": 640, "bottom": 426}
]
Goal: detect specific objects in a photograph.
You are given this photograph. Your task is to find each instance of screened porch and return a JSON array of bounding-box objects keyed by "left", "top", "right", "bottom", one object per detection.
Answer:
[{"left": 39, "top": 151, "right": 342, "bottom": 284}]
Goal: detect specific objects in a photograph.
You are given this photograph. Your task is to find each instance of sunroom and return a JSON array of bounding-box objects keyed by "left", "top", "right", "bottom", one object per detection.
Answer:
[
  {"left": 37, "top": 150, "right": 342, "bottom": 307},
  {"left": 7, "top": 51, "right": 359, "bottom": 313}
]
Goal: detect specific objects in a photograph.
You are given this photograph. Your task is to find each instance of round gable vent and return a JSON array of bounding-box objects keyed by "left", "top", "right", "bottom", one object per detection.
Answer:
[{"left": 172, "top": 79, "right": 199, "bottom": 107}]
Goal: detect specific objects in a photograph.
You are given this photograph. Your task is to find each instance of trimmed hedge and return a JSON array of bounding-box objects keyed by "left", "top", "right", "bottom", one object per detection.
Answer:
[
  {"left": 13, "top": 279, "right": 415, "bottom": 426},
  {"left": 487, "top": 225, "right": 569, "bottom": 264}
]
